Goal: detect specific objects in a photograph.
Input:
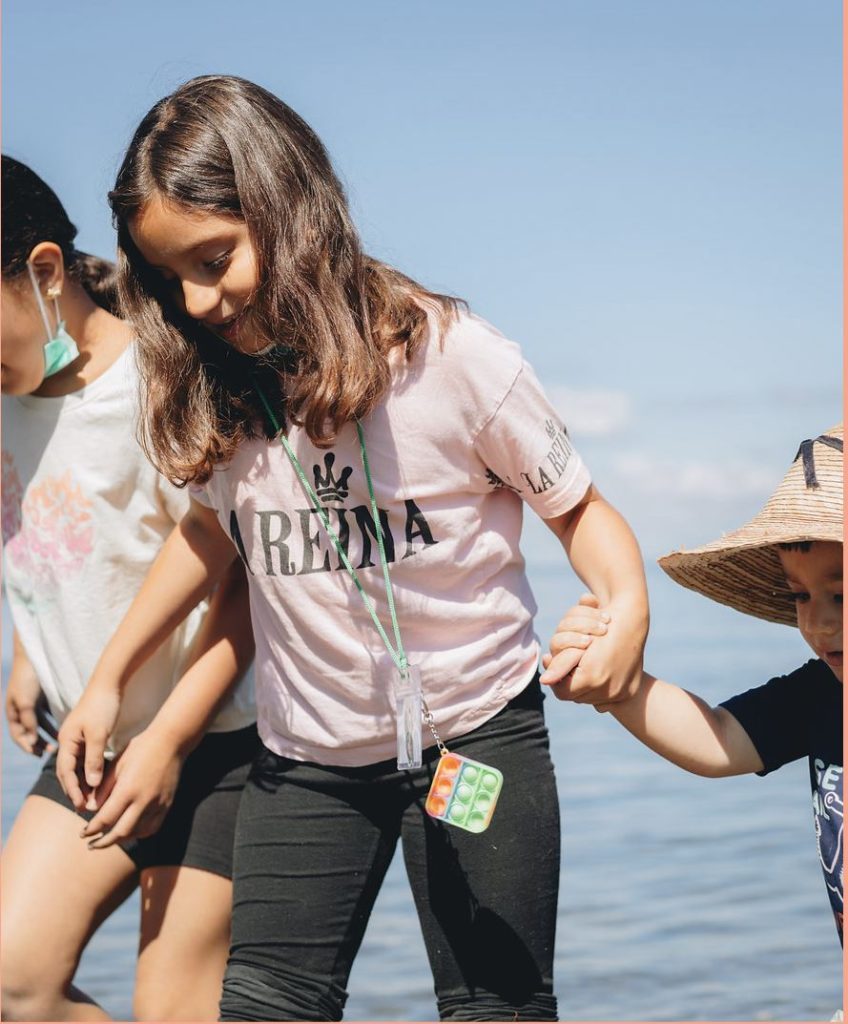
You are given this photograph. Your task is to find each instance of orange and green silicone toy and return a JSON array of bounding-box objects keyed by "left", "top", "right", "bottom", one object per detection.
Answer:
[{"left": 425, "top": 753, "right": 503, "bottom": 833}]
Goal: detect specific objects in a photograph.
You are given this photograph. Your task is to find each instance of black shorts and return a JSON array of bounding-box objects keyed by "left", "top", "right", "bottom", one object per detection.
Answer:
[
  {"left": 29, "top": 723, "right": 261, "bottom": 878},
  {"left": 220, "top": 678, "right": 559, "bottom": 1022}
]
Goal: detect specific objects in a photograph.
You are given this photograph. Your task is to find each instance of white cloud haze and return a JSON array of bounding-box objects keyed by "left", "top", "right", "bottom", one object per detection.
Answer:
[{"left": 548, "top": 387, "right": 632, "bottom": 437}]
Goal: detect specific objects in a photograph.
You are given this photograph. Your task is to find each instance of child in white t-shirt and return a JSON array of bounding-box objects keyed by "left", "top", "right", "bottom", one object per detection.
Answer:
[
  {"left": 58, "top": 75, "right": 649, "bottom": 1022},
  {"left": 1, "top": 155, "right": 257, "bottom": 1022}
]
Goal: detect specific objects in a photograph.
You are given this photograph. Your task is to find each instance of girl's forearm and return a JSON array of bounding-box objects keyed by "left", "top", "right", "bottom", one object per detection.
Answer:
[
  {"left": 561, "top": 488, "right": 649, "bottom": 629},
  {"left": 541, "top": 489, "right": 647, "bottom": 699},
  {"left": 609, "top": 674, "right": 764, "bottom": 777},
  {"left": 143, "top": 559, "right": 255, "bottom": 756},
  {"left": 92, "top": 503, "right": 237, "bottom": 691}
]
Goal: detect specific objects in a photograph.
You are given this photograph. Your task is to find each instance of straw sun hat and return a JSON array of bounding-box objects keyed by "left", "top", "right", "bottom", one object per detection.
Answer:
[{"left": 659, "top": 425, "right": 843, "bottom": 627}]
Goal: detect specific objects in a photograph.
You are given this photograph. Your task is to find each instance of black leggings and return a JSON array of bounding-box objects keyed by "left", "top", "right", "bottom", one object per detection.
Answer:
[{"left": 219, "top": 678, "right": 560, "bottom": 1022}]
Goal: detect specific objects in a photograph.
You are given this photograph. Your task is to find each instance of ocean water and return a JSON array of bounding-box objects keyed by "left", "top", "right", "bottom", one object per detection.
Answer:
[{"left": 2, "top": 562, "right": 842, "bottom": 1021}]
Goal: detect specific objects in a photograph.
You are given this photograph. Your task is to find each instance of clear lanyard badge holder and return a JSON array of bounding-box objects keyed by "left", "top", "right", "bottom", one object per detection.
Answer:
[
  {"left": 395, "top": 663, "right": 423, "bottom": 770},
  {"left": 256, "top": 387, "right": 502, "bottom": 832}
]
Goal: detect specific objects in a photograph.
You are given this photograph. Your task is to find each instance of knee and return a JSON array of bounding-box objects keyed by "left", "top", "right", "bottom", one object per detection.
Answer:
[
  {"left": 133, "top": 985, "right": 221, "bottom": 1022},
  {"left": 0, "top": 985, "right": 39, "bottom": 1023},
  {"left": 0, "top": 949, "right": 67, "bottom": 1021},
  {"left": 134, "top": 991, "right": 178, "bottom": 1022},
  {"left": 220, "top": 961, "right": 346, "bottom": 1022}
]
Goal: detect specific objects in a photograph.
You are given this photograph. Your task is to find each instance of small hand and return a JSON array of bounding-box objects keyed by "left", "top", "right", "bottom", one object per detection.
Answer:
[
  {"left": 79, "top": 728, "right": 183, "bottom": 849},
  {"left": 5, "top": 665, "right": 57, "bottom": 757},
  {"left": 540, "top": 592, "right": 609, "bottom": 691},
  {"left": 56, "top": 686, "right": 122, "bottom": 812},
  {"left": 541, "top": 593, "right": 645, "bottom": 706},
  {"left": 540, "top": 593, "right": 609, "bottom": 685}
]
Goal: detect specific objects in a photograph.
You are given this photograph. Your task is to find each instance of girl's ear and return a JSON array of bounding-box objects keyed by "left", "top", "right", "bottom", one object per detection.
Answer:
[{"left": 26, "top": 242, "right": 66, "bottom": 298}]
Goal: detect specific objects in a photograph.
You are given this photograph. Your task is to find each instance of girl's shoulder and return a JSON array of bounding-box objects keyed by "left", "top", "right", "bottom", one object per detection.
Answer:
[
  {"left": 395, "top": 308, "right": 528, "bottom": 438},
  {"left": 417, "top": 308, "right": 525, "bottom": 388},
  {"left": 440, "top": 308, "right": 522, "bottom": 356}
]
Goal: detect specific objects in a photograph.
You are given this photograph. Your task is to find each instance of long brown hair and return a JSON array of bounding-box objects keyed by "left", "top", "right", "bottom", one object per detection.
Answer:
[{"left": 109, "top": 75, "right": 462, "bottom": 485}]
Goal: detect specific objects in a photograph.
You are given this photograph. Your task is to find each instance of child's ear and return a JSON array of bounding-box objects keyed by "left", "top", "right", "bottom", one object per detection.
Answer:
[{"left": 26, "top": 242, "right": 66, "bottom": 298}]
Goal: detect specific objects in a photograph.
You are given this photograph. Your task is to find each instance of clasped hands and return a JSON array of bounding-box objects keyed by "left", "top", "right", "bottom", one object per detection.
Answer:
[{"left": 539, "top": 593, "right": 646, "bottom": 709}]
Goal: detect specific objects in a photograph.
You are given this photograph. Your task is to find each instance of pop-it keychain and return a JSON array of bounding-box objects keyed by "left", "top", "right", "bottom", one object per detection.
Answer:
[{"left": 425, "top": 752, "right": 503, "bottom": 833}]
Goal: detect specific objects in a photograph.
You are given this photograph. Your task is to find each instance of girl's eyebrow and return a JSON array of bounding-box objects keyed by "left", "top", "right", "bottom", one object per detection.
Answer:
[
  {"left": 148, "top": 234, "right": 234, "bottom": 263},
  {"left": 146, "top": 236, "right": 233, "bottom": 271},
  {"left": 185, "top": 235, "right": 233, "bottom": 254}
]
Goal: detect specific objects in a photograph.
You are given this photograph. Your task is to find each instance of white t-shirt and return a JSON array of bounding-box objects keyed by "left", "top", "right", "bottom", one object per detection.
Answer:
[
  {"left": 1, "top": 343, "right": 255, "bottom": 754},
  {"left": 192, "top": 312, "right": 590, "bottom": 766}
]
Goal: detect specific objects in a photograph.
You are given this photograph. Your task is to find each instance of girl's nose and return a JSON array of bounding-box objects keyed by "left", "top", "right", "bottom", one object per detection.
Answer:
[{"left": 181, "top": 281, "right": 220, "bottom": 321}]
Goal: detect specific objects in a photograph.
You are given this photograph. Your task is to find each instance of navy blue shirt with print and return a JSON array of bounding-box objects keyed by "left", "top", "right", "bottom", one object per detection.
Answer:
[{"left": 721, "top": 659, "right": 843, "bottom": 944}]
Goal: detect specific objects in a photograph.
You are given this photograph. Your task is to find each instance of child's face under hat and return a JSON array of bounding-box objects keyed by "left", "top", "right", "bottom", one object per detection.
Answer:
[
  {"left": 776, "top": 541, "right": 843, "bottom": 683},
  {"left": 659, "top": 425, "right": 843, "bottom": 680}
]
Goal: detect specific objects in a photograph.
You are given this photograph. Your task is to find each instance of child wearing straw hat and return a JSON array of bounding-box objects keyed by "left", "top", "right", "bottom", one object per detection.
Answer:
[{"left": 547, "top": 425, "right": 843, "bottom": 945}]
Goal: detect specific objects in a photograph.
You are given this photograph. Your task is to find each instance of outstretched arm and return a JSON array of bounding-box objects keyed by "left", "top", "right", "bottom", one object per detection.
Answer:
[
  {"left": 608, "top": 674, "right": 764, "bottom": 777},
  {"left": 551, "top": 594, "right": 764, "bottom": 776}
]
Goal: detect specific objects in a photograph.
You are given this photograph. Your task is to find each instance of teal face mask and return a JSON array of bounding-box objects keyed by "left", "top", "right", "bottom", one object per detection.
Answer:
[
  {"left": 41, "top": 321, "right": 80, "bottom": 377},
  {"left": 26, "top": 262, "right": 80, "bottom": 377}
]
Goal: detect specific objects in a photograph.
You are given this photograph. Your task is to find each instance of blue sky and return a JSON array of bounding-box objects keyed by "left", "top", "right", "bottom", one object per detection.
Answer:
[{"left": 3, "top": 0, "right": 841, "bottom": 566}]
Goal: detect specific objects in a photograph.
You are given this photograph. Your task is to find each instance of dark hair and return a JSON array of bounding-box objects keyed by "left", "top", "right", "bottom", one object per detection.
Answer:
[
  {"left": 109, "top": 74, "right": 462, "bottom": 485},
  {"left": 778, "top": 541, "right": 814, "bottom": 552},
  {"left": 1, "top": 155, "right": 118, "bottom": 313}
]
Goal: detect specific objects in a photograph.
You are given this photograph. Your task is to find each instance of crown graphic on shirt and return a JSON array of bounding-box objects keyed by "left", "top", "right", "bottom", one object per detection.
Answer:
[{"left": 313, "top": 453, "right": 353, "bottom": 503}]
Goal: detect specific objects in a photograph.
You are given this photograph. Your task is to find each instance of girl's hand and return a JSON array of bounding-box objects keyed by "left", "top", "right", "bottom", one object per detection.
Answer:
[
  {"left": 541, "top": 593, "right": 646, "bottom": 705},
  {"left": 540, "top": 593, "right": 609, "bottom": 682},
  {"left": 5, "top": 662, "right": 57, "bottom": 757},
  {"left": 56, "top": 685, "right": 122, "bottom": 812},
  {"left": 79, "top": 727, "right": 183, "bottom": 849}
]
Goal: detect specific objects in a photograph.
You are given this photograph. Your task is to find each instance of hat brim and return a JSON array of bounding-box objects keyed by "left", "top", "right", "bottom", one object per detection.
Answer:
[
  {"left": 659, "top": 524, "right": 842, "bottom": 627},
  {"left": 659, "top": 425, "right": 843, "bottom": 625}
]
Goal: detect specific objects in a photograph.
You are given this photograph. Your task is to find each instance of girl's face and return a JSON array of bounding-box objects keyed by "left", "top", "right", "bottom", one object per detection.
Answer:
[
  {"left": 130, "top": 196, "right": 266, "bottom": 354},
  {"left": 0, "top": 278, "right": 50, "bottom": 396}
]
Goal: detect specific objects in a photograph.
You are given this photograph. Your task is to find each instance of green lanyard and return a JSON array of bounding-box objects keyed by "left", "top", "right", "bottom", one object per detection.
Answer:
[
  {"left": 255, "top": 387, "right": 505, "bottom": 825},
  {"left": 255, "top": 385, "right": 407, "bottom": 675}
]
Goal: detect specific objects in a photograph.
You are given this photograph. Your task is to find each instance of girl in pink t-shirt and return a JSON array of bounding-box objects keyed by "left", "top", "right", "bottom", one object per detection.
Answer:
[{"left": 59, "top": 75, "right": 649, "bottom": 1021}]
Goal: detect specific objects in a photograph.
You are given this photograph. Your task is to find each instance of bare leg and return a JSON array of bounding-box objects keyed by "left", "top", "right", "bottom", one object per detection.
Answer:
[
  {"left": 1, "top": 796, "right": 137, "bottom": 1021},
  {"left": 133, "top": 866, "right": 232, "bottom": 1021}
]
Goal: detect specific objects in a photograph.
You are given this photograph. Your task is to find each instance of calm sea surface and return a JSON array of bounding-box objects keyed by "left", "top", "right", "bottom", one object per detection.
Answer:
[{"left": 2, "top": 562, "right": 842, "bottom": 1021}]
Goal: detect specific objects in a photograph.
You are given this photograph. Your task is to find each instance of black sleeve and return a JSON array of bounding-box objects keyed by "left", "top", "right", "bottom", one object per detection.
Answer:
[{"left": 719, "top": 660, "right": 824, "bottom": 776}]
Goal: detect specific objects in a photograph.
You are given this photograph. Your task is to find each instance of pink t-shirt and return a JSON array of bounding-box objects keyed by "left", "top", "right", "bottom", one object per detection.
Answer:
[{"left": 192, "top": 313, "right": 591, "bottom": 766}]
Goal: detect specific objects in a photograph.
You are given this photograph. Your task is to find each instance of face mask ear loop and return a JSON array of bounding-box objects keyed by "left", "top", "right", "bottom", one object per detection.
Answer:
[{"left": 26, "top": 262, "right": 57, "bottom": 344}]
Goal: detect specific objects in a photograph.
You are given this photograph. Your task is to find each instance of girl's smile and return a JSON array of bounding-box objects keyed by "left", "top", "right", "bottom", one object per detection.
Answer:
[{"left": 204, "top": 305, "right": 253, "bottom": 343}]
